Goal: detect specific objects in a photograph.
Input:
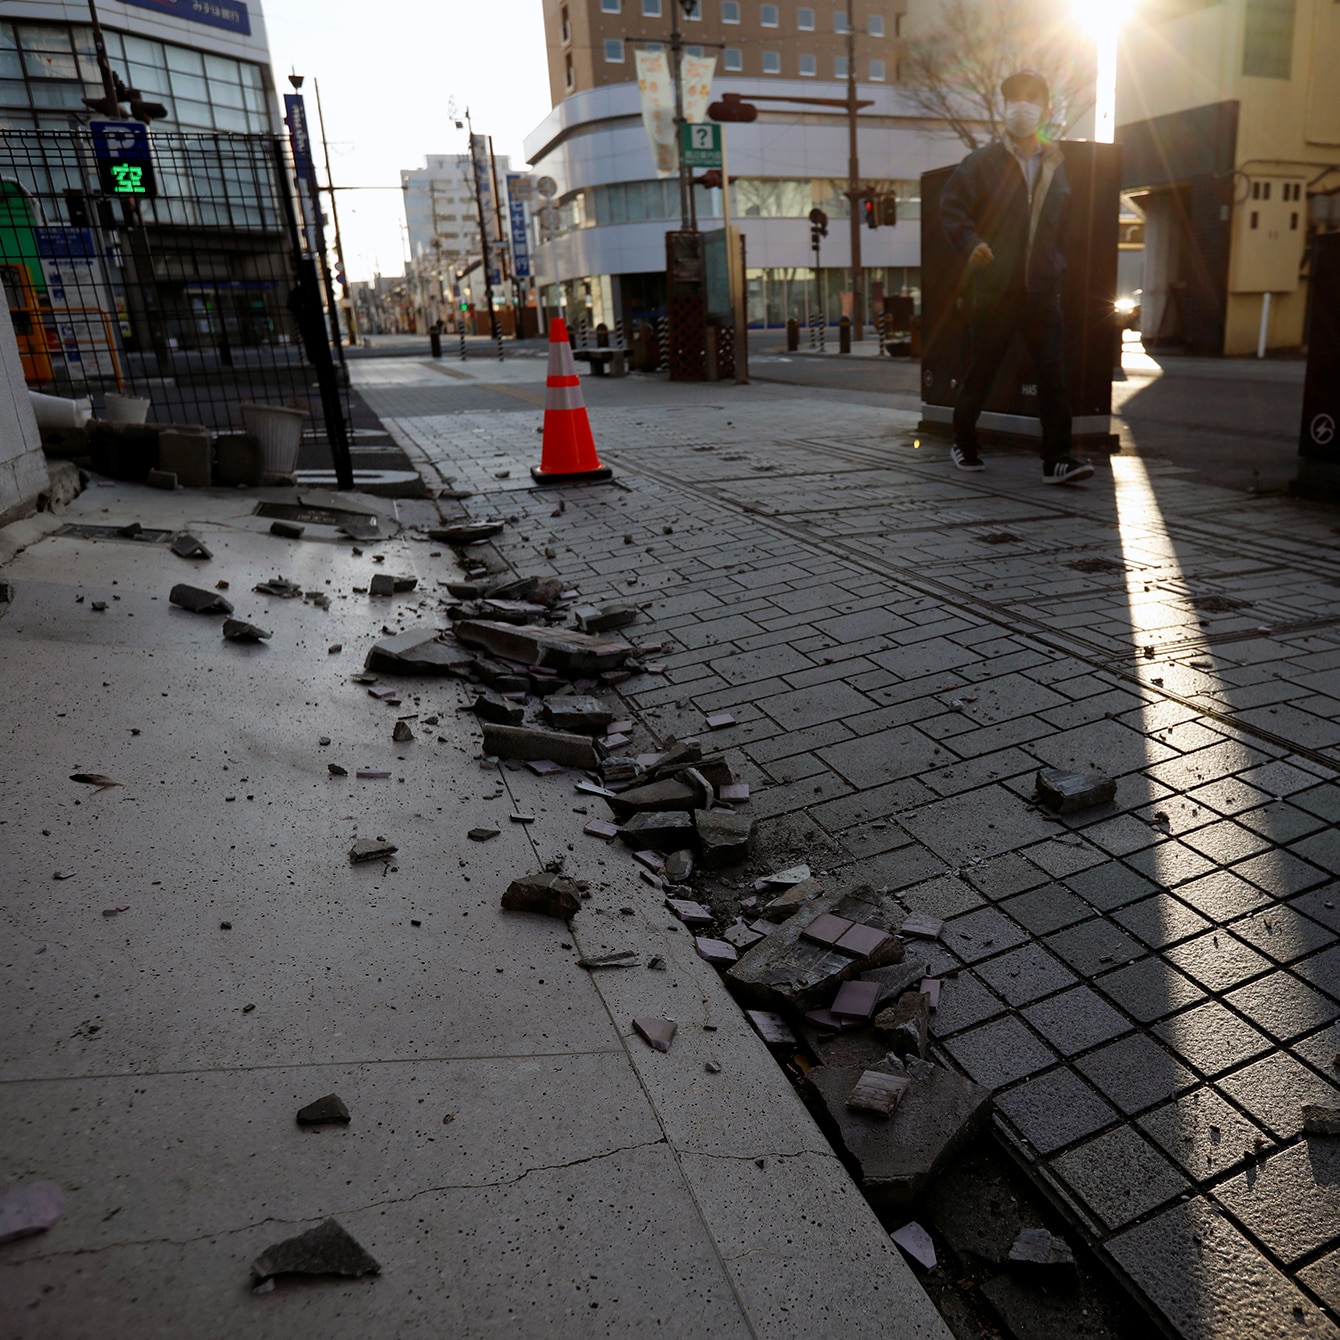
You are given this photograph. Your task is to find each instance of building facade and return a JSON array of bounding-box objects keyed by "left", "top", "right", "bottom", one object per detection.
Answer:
[{"left": 1116, "top": 0, "right": 1340, "bottom": 355}]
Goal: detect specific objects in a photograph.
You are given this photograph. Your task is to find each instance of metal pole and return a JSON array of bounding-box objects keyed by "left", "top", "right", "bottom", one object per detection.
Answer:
[
  {"left": 313, "top": 77, "right": 356, "bottom": 346},
  {"left": 847, "top": 6, "right": 863, "bottom": 340},
  {"left": 465, "top": 110, "right": 501, "bottom": 360},
  {"left": 670, "top": 2, "right": 690, "bottom": 231},
  {"left": 720, "top": 129, "right": 746, "bottom": 384},
  {"left": 85, "top": 0, "right": 121, "bottom": 109}
]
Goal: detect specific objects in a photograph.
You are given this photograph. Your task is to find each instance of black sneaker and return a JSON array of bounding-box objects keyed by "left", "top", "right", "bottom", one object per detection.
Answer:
[
  {"left": 951, "top": 444, "right": 984, "bottom": 472},
  {"left": 1043, "top": 456, "right": 1095, "bottom": 485}
]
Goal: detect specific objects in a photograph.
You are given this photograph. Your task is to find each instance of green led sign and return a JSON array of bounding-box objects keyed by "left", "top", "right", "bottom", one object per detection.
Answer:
[
  {"left": 109, "top": 163, "right": 147, "bottom": 194},
  {"left": 90, "top": 121, "right": 157, "bottom": 199}
]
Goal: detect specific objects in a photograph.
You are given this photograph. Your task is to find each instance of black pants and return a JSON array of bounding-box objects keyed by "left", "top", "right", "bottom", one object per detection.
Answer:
[{"left": 953, "top": 290, "right": 1072, "bottom": 463}]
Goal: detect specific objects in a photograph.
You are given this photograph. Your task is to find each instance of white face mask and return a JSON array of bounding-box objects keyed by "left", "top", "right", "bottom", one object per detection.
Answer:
[{"left": 1004, "top": 101, "right": 1043, "bottom": 139}]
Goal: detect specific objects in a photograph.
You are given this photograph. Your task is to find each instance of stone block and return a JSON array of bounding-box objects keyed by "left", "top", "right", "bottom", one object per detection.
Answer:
[
  {"left": 365, "top": 628, "right": 471, "bottom": 676},
  {"left": 875, "top": 991, "right": 930, "bottom": 1059},
  {"left": 481, "top": 724, "right": 598, "bottom": 769},
  {"left": 470, "top": 692, "right": 523, "bottom": 725},
  {"left": 157, "top": 425, "right": 212, "bottom": 487},
  {"left": 574, "top": 602, "right": 639, "bottom": 633},
  {"left": 606, "top": 778, "right": 698, "bottom": 817},
  {"left": 501, "top": 872, "right": 581, "bottom": 921},
  {"left": 694, "top": 808, "right": 755, "bottom": 867},
  {"left": 1036, "top": 767, "right": 1116, "bottom": 814},
  {"left": 454, "top": 619, "right": 632, "bottom": 673},
  {"left": 543, "top": 696, "right": 615, "bottom": 733},
  {"left": 617, "top": 811, "right": 695, "bottom": 850},
  {"left": 761, "top": 877, "right": 825, "bottom": 921},
  {"left": 169, "top": 583, "right": 233, "bottom": 615}
]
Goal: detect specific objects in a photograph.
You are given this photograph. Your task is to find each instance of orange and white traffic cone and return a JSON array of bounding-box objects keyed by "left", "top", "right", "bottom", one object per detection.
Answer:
[{"left": 531, "top": 318, "right": 612, "bottom": 485}]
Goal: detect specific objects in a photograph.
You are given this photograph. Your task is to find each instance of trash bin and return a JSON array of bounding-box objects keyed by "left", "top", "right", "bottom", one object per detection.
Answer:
[
  {"left": 786, "top": 318, "right": 799, "bottom": 351},
  {"left": 241, "top": 403, "right": 308, "bottom": 475},
  {"left": 430, "top": 326, "right": 442, "bottom": 359}
]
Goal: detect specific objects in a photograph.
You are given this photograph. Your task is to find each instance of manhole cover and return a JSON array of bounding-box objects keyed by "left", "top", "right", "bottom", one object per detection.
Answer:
[
  {"left": 54, "top": 524, "right": 173, "bottom": 543},
  {"left": 1067, "top": 557, "right": 1126, "bottom": 573}
]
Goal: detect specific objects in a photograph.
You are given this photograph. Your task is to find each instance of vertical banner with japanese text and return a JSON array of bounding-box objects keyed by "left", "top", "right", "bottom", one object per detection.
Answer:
[{"left": 635, "top": 52, "right": 717, "bottom": 176}]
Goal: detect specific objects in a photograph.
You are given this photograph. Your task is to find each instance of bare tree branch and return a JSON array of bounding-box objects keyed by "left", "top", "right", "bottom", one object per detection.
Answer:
[{"left": 901, "top": 0, "right": 1096, "bottom": 150}]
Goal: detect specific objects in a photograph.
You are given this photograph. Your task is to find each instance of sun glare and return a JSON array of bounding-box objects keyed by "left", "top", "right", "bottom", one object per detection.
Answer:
[{"left": 1070, "top": 0, "right": 1135, "bottom": 142}]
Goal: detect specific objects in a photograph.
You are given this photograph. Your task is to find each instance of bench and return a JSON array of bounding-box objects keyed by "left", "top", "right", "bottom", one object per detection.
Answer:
[{"left": 572, "top": 348, "right": 628, "bottom": 377}]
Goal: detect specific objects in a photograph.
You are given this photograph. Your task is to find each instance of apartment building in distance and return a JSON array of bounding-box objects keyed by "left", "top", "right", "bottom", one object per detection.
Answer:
[{"left": 1117, "top": 0, "right": 1340, "bottom": 355}]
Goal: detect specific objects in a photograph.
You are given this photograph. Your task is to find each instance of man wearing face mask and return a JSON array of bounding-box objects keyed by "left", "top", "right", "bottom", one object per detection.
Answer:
[{"left": 939, "top": 70, "right": 1094, "bottom": 485}]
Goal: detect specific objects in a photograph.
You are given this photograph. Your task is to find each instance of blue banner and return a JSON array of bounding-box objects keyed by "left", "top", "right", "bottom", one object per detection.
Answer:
[
  {"left": 283, "top": 94, "right": 316, "bottom": 186},
  {"left": 120, "top": 0, "right": 251, "bottom": 35},
  {"left": 35, "top": 227, "right": 98, "bottom": 260},
  {"left": 506, "top": 175, "right": 531, "bottom": 279}
]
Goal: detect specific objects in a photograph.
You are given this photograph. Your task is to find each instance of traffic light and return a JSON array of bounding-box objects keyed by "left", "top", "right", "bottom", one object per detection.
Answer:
[
  {"left": 127, "top": 89, "right": 168, "bottom": 123},
  {"left": 82, "top": 72, "right": 128, "bottom": 118},
  {"left": 808, "top": 207, "right": 828, "bottom": 238},
  {"left": 695, "top": 169, "right": 723, "bottom": 189},
  {"left": 880, "top": 194, "right": 897, "bottom": 226},
  {"left": 862, "top": 196, "right": 877, "bottom": 230},
  {"left": 708, "top": 93, "right": 758, "bottom": 122}
]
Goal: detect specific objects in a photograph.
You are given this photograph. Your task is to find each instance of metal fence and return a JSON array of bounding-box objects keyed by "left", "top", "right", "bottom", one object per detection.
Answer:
[{"left": 0, "top": 126, "right": 349, "bottom": 455}]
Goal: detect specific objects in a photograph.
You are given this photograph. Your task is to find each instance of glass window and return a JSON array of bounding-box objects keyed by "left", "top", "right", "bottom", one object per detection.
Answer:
[
  {"left": 868, "top": 13, "right": 884, "bottom": 35},
  {"left": 127, "top": 62, "right": 168, "bottom": 95},
  {"left": 761, "top": 3, "right": 779, "bottom": 24},
  {"left": 869, "top": 58, "right": 885, "bottom": 79},
  {"left": 644, "top": 40, "right": 664, "bottom": 49},
  {"left": 723, "top": 46, "right": 743, "bottom": 69},
  {"left": 0, "top": 25, "right": 15, "bottom": 49},
  {"left": 798, "top": 52, "right": 816, "bottom": 74},
  {"left": 722, "top": 0, "right": 740, "bottom": 18},
  {"left": 174, "top": 98, "right": 212, "bottom": 127},
  {"left": 18, "top": 24, "right": 72, "bottom": 52},
  {"left": 1243, "top": 0, "right": 1295, "bottom": 77},
  {"left": 24, "top": 49, "right": 79, "bottom": 79},
  {"left": 684, "top": 0, "right": 701, "bottom": 16},
  {"left": 203, "top": 52, "right": 239, "bottom": 83},
  {"left": 601, "top": 0, "right": 621, "bottom": 11},
  {"left": 28, "top": 81, "right": 83, "bottom": 108},
  {"left": 122, "top": 35, "right": 164, "bottom": 67},
  {"left": 762, "top": 49, "right": 781, "bottom": 72},
  {"left": 165, "top": 44, "right": 204, "bottom": 74},
  {"left": 0, "top": 51, "right": 21, "bottom": 78},
  {"left": 565, "top": 52, "right": 574, "bottom": 86},
  {"left": 797, "top": 6, "right": 815, "bottom": 27},
  {"left": 214, "top": 105, "right": 247, "bottom": 132},
  {"left": 212, "top": 80, "right": 246, "bottom": 109},
  {"left": 643, "top": 0, "right": 662, "bottom": 12},
  {"left": 170, "top": 71, "right": 210, "bottom": 102},
  {"left": 604, "top": 37, "right": 625, "bottom": 60},
  {"left": 834, "top": 55, "right": 849, "bottom": 77},
  {"left": 834, "top": 10, "right": 850, "bottom": 30},
  {"left": 685, "top": 43, "right": 704, "bottom": 55}
]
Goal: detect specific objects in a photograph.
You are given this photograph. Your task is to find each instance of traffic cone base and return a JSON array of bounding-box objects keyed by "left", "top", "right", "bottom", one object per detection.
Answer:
[{"left": 531, "top": 317, "right": 613, "bottom": 485}]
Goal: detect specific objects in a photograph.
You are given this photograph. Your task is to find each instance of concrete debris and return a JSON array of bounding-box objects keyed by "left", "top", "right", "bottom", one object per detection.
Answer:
[
  {"left": 760, "top": 864, "right": 811, "bottom": 888},
  {"left": 607, "top": 778, "right": 697, "bottom": 816},
  {"left": 349, "top": 838, "right": 397, "bottom": 863},
  {"left": 392, "top": 720, "right": 415, "bottom": 743},
  {"left": 102, "top": 906, "right": 129, "bottom": 916},
  {"left": 369, "top": 574, "right": 396, "bottom": 597},
  {"left": 848, "top": 1069, "right": 910, "bottom": 1116},
  {"left": 490, "top": 575, "right": 566, "bottom": 608},
  {"left": 509, "top": 813, "right": 535, "bottom": 825},
  {"left": 727, "top": 884, "right": 905, "bottom": 1013},
  {"left": 470, "top": 692, "right": 524, "bottom": 725},
  {"left": 666, "top": 898, "right": 713, "bottom": 928},
  {"left": 722, "top": 922, "right": 766, "bottom": 951},
  {"left": 681, "top": 767, "right": 715, "bottom": 809},
  {"left": 663, "top": 849, "right": 694, "bottom": 883},
  {"left": 761, "top": 877, "right": 824, "bottom": 922},
  {"left": 1035, "top": 766, "right": 1116, "bottom": 814},
  {"left": 429, "top": 522, "right": 504, "bottom": 544},
  {"left": 645, "top": 741, "right": 701, "bottom": 778},
  {"left": 251, "top": 1218, "right": 380, "bottom": 1284},
  {"left": 802, "top": 914, "right": 892, "bottom": 959},
  {"left": 0, "top": 1179, "right": 64, "bottom": 1243},
  {"left": 90, "top": 601, "right": 107, "bottom": 611},
  {"left": 1302, "top": 1103, "right": 1340, "bottom": 1135},
  {"left": 578, "top": 950, "right": 638, "bottom": 969},
  {"left": 633, "top": 1017, "right": 678, "bottom": 1052},
  {"left": 468, "top": 827, "right": 500, "bottom": 842},
  {"left": 501, "top": 872, "right": 581, "bottom": 920},
  {"left": 831, "top": 979, "right": 882, "bottom": 1021},
  {"left": 900, "top": 913, "right": 944, "bottom": 941},
  {"left": 169, "top": 583, "right": 233, "bottom": 615},
  {"left": 170, "top": 533, "right": 211, "bottom": 560},
  {"left": 270, "top": 520, "right": 305, "bottom": 540},
  {"left": 296, "top": 1094, "right": 351, "bottom": 1126},
  {"left": 146, "top": 468, "right": 177, "bottom": 490},
  {"left": 222, "top": 618, "right": 271, "bottom": 642},
  {"left": 543, "top": 696, "right": 615, "bottom": 733},
  {"left": 253, "top": 577, "right": 302, "bottom": 598},
  {"left": 746, "top": 1010, "right": 797, "bottom": 1047},
  {"left": 453, "top": 620, "right": 633, "bottom": 673},
  {"left": 875, "top": 991, "right": 930, "bottom": 1059},
  {"left": 69, "top": 772, "right": 120, "bottom": 791},
  {"left": 705, "top": 712, "right": 734, "bottom": 730},
  {"left": 617, "top": 811, "right": 695, "bottom": 851},
  {"left": 1008, "top": 1227, "right": 1074, "bottom": 1267},
  {"left": 694, "top": 809, "right": 755, "bottom": 867},
  {"left": 328, "top": 764, "right": 348, "bottom": 777},
  {"left": 584, "top": 818, "right": 620, "bottom": 839},
  {"left": 921, "top": 978, "right": 941, "bottom": 1010},
  {"left": 573, "top": 603, "right": 639, "bottom": 633},
  {"left": 365, "top": 628, "right": 472, "bottom": 676},
  {"left": 808, "top": 1060, "right": 993, "bottom": 1208},
  {"left": 482, "top": 724, "right": 598, "bottom": 769},
  {"left": 719, "top": 782, "right": 749, "bottom": 803},
  {"left": 861, "top": 959, "right": 931, "bottom": 1010},
  {"left": 891, "top": 1222, "right": 937, "bottom": 1271},
  {"left": 696, "top": 937, "right": 739, "bottom": 967},
  {"left": 356, "top": 769, "right": 391, "bottom": 779}
]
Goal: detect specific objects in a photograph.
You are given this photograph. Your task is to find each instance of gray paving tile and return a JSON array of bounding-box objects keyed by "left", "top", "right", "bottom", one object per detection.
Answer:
[
  {"left": 965, "top": 851, "right": 1050, "bottom": 900},
  {"left": 804, "top": 777, "right": 931, "bottom": 832},
  {"left": 1108, "top": 1197, "right": 1340, "bottom": 1340},
  {"left": 1183, "top": 776, "right": 1275, "bottom": 817},
  {"left": 1063, "top": 863, "right": 1159, "bottom": 912},
  {"left": 1234, "top": 847, "right": 1330, "bottom": 898},
  {"left": 1044, "top": 919, "right": 1144, "bottom": 977},
  {"left": 899, "top": 789, "right": 1058, "bottom": 866},
  {"left": 1137, "top": 1086, "right": 1264, "bottom": 1179},
  {"left": 1292, "top": 1025, "right": 1340, "bottom": 1076},
  {"left": 1217, "top": 1050, "right": 1340, "bottom": 1140},
  {"left": 1052, "top": 1125, "right": 1191, "bottom": 1230},
  {"left": 1164, "top": 930, "right": 1275, "bottom": 992},
  {"left": 1232, "top": 906, "right": 1338, "bottom": 965},
  {"left": 1023, "top": 986, "right": 1134, "bottom": 1056},
  {"left": 1297, "top": 1247, "right": 1340, "bottom": 1318},
  {"left": 1023, "top": 835, "right": 1108, "bottom": 878},
  {"left": 1297, "top": 944, "right": 1340, "bottom": 1003},
  {"left": 1217, "top": 1140, "right": 1340, "bottom": 1266},
  {"left": 815, "top": 724, "right": 944, "bottom": 788},
  {"left": 1122, "top": 841, "right": 1219, "bottom": 888},
  {"left": 928, "top": 972, "right": 1006, "bottom": 1037},
  {"left": 1291, "top": 885, "right": 1340, "bottom": 934},
  {"left": 1000, "top": 883, "right": 1094, "bottom": 934},
  {"left": 898, "top": 874, "right": 985, "bottom": 920},
  {"left": 975, "top": 943, "right": 1079, "bottom": 1006},
  {"left": 1229, "top": 800, "right": 1328, "bottom": 846},
  {"left": 1180, "top": 819, "right": 1276, "bottom": 866},
  {"left": 1292, "top": 784, "right": 1340, "bottom": 824},
  {"left": 1096, "top": 955, "right": 1207, "bottom": 1023},
  {"left": 994, "top": 1066, "right": 1119, "bottom": 1155},
  {"left": 942, "top": 1015, "right": 1058, "bottom": 1089},
  {"left": 1225, "top": 971, "right": 1340, "bottom": 1044},
  {"left": 1113, "top": 894, "right": 1215, "bottom": 949},
  {"left": 1172, "top": 870, "right": 1274, "bottom": 923},
  {"left": 758, "top": 681, "right": 875, "bottom": 732},
  {"left": 1075, "top": 1033, "right": 1198, "bottom": 1116},
  {"left": 1154, "top": 1000, "right": 1274, "bottom": 1078},
  {"left": 709, "top": 644, "right": 816, "bottom": 687},
  {"left": 941, "top": 905, "right": 1030, "bottom": 963}
]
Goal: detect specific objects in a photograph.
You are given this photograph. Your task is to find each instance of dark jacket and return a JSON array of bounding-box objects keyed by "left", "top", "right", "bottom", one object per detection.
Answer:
[{"left": 940, "top": 138, "right": 1071, "bottom": 296}]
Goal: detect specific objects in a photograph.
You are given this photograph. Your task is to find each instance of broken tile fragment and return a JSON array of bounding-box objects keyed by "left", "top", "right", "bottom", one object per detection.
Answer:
[
  {"left": 573, "top": 602, "right": 639, "bottom": 633},
  {"left": 693, "top": 808, "right": 755, "bottom": 867},
  {"left": 222, "top": 618, "right": 271, "bottom": 642},
  {"left": 760, "top": 864, "right": 811, "bottom": 888},
  {"left": 584, "top": 818, "right": 619, "bottom": 840},
  {"left": 875, "top": 991, "right": 931, "bottom": 1059},
  {"left": 526, "top": 759, "right": 566, "bottom": 776},
  {"left": 891, "top": 1221, "right": 937, "bottom": 1270},
  {"left": 170, "top": 533, "right": 211, "bottom": 560},
  {"left": 471, "top": 693, "right": 524, "bottom": 726},
  {"left": 296, "top": 1094, "right": 351, "bottom": 1126},
  {"left": 392, "top": 720, "right": 415, "bottom": 743},
  {"left": 920, "top": 978, "right": 941, "bottom": 1010},
  {"left": 722, "top": 921, "right": 766, "bottom": 951},
  {"left": 847, "top": 1069, "right": 911, "bottom": 1116},
  {"left": 695, "top": 936, "right": 739, "bottom": 967},
  {"left": 761, "top": 877, "right": 824, "bottom": 921},
  {"left": 1302, "top": 1103, "right": 1340, "bottom": 1135},
  {"left": 804, "top": 1007, "right": 863, "bottom": 1032},
  {"left": 543, "top": 696, "right": 615, "bottom": 733},
  {"left": 633, "top": 1017, "right": 677, "bottom": 1052},
  {"left": 746, "top": 1010, "right": 797, "bottom": 1047},
  {"left": 704, "top": 712, "right": 734, "bottom": 730},
  {"left": 468, "top": 827, "right": 500, "bottom": 842},
  {"left": 1036, "top": 766, "right": 1116, "bottom": 815},
  {"left": 618, "top": 811, "right": 695, "bottom": 851},
  {"left": 835, "top": 922, "right": 892, "bottom": 958},
  {"left": 356, "top": 769, "right": 391, "bottom": 780},
  {"left": 349, "top": 838, "right": 397, "bottom": 863},
  {"left": 802, "top": 912, "right": 856, "bottom": 947},
  {"left": 1008, "top": 1227, "right": 1074, "bottom": 1267},
  {"left": 169, "top": 583, "right": 233, "bottom": 615},
  {"left": 900, "top": 913, "right": 944, "bottom": 941},
  {"left": 831, "top": 979, "right": 881, "bottom": 1021},
  {"left": 663, "top": 849, "right": 694, "bottom": 883},
  {"left": 365, "top": 628, "right": 471, "bottom": 677},
  {"left": 481, "top": 724, "right": 598, "bottom": 769},
  {"left": 250, "top": 1218, "right": 379, "bottom": 1283},
  {"left": 577, "top": 950, "right": 638, "bottom": 969},
  {"left": 270, "top": 520, "right": 305, "bottom": 540},
  {"left": 501, "top": 872, "right": 581, "bottom": 920},
  {"left": 666, "top": 898, "right": 714, "bottom": 928},
  {"left": 0, "top": 1179, "right": 64, "bottom": 1243}
]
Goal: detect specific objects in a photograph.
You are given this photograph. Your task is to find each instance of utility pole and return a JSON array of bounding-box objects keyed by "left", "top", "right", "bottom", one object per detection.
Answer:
[
  {"left": 313, "top": 77, "right": 356, "bottom": 346},
  {"left": 846, "top": 4, "right": 863, "bottom": 340},
  {"left": 465, "top": 109, "right": 501, "bottom": 358},
  {"left": 670, "top": 0, "right": 692, "bottom": 231}
]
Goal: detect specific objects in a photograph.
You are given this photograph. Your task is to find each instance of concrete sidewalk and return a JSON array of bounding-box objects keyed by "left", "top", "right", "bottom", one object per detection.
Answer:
[
  {"left": 0, "top": 476, "right": 950, "bottom": 1337},
  {"left": 362, "top": 350, "right": 1340, "bottom": 1340}
]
